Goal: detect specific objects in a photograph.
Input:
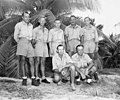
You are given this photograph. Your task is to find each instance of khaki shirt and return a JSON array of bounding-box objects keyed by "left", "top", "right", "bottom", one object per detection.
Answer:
[
  {"left": 33, "top": 26, "right": 49, "bottom": 43},
  {"left": 65, "top": 25, "right": 83, "bottom": 41},
  {"left": 14, "top": 21, "right": 33, "bottom": 42},
  {"left": 72, "top": 53, "right": 92, "bottom": 68},
  {"left": 83, "top": 25, "right": 98, "bottom": 43},
  {"left": 48, "top": 28, "right": 64, "bottom": 43},
  {"left": 52, "top": 52, "right": 73, "bottom": 71}
]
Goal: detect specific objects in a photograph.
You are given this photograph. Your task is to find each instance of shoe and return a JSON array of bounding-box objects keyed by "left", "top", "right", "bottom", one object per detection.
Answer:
[
  {"left": 31, "top": 78, "right": 39, "bottom": 86},
  {"left": 76, "top": 81, "right": 81, "bottom": 85},
  {"left": 94, "top": 72, "right": 99, "bottom": 81},
  {"left": 62, "top": 79, "right": 68, "bottom": 83},
  {"left": 42, "top": 79, "right": 50, "bottom": 84},
  {"left": 36, "top": 79, "right": 40, "bottom": 84},
  {"left": 22, "top": 78, "right": 27, "bottom": 86}
]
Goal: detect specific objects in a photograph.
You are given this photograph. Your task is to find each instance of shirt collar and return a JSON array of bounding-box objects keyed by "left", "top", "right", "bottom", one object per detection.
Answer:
[
  {"left": 56, "top": 52, "right": 66, "bottom": 60},
  {"left": 84, "top": 24, "right": 92, "bottom": 29},
  {"left": 69, "top": 24, "right": 79, "bottom": 29},
  {"left": 38, "top": 25, "right": 47, "bottom": 30},
  {"left": 76, "top": 53, "right": 85, "bottom": 59},
  {"left": 22, "top": 21, "right": 31, "bottom": 26}
]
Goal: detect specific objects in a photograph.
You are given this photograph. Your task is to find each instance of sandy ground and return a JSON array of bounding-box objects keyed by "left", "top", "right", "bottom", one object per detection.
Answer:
[{"left": 0, "top": 75, "right": 120, "bottom": 100}]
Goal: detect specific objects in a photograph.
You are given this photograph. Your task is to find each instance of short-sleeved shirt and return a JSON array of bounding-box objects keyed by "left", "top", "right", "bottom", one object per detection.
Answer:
[
  {"left": 83, "top": 25, "right": 98, "bottom": 43},
  {"left": 72, "top": 53, "right": 92, "bottom": 68},
  {"left": 65, "top": 25, "right": 83, "bottom": 41},
  {"left": 33, "top": 26, "right": 49, "bottom": 43},
  {"left": 48, "top": 28, "right": 64, "bottom": 43},
  {"left": 14, "top": 21, "right": 33, "bottom": 42},
  {"left": 52, "top": 52, "right": 73, "bottom": 71}
]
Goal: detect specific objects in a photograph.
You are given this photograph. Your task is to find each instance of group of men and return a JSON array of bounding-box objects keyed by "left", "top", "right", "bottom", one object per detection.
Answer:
[{"left": 14, "top": 11, "right": 99, "bottom": 91}]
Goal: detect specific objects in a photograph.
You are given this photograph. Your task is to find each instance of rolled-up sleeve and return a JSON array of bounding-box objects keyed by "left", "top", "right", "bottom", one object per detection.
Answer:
[
  {"left": 65, "top": 27, "right": 69, "bottom": 37},
  {"left": 48, "top": 29, "right": 53, "bottom": 42},
  {"left": 94, "top": 28, "right": 99, "bottom": 43},
  {"left": 52, "top": 55, "right": 58, "bottom": 70},
  {"left": 32, "top": 28, "right": 37, "bottom": 40},
  {"left": 85, "top": 54, "right": 92, "bottom": 63},
  {"left": 14, "top": 24, "right": 20, "bottom": 42}
]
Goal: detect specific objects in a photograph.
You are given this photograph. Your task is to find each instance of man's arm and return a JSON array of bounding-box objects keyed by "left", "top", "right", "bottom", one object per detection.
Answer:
[
  {"left": 64, "top": 27, "right": 70, "bottom": 52},
  {"left": 14, "top": 24, "right": 20, "bottom": 43},
  {"left": 94, "top": 28, "right": 99, "bottom": 52},
  {"left": 52, "top": 55, "right": 59, "bottom": 71}
]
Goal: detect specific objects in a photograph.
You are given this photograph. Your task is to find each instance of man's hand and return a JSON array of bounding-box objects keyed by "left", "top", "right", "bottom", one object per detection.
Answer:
[{"left": 54, "top": 69, "right": 59, "bottom": 73}]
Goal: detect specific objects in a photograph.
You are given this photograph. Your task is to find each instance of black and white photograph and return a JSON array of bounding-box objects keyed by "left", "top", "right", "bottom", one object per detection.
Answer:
[{"left": 0, "top": 0, "right": 120, "bottom": 100}]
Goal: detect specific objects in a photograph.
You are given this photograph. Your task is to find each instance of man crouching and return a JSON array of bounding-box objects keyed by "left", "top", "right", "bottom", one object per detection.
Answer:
[
  {"left": 72, "top": 44, "right": 99, "bottom": 84},
  {"left": 52, "top": 44, "right": 76, "bottom": 91}
]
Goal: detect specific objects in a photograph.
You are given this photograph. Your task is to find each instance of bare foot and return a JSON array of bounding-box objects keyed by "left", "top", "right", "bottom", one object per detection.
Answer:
[{"left": 71, "top": 84, "right": 76, "bottom": 91}]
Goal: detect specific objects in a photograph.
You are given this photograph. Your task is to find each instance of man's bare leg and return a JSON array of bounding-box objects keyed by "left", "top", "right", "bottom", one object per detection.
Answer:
[
  {"left": 69, "top": 65, "right": 76, "bottom": 91},
  {"left": 41, "top": 57, "right": 50, "bottom": 83},
  {"left": 41, "top": 57, "right": 46, "bottom": 79},
  {"left": 21, "top": 56, "right": 27, "bottom": 86},
  {"left": 29, "top": 57, "right": 39, "bottom": 86},
  {"left": 29, "top": 57, "right": 35, "bottom": 78},
  {"left": 35, "top": 57, "right": 40, "bottom": 78},
  {"left": 21, "top": 56, "right": 26, "bottom": 78}
]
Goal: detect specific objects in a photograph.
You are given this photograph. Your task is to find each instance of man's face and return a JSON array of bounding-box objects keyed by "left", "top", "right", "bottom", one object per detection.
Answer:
[
  {"left": 84, "top": 18, "right": 91, "bottom": 25},
  {"left": 39, "top": 17, "right": 46, "bottom": 26},
  {"left": 54, "top": 20, "right": 61, "bottom": 28},
  {"left": 22, "top": 13, "right": 30, "bottom": 23},
  {"left": 70, "top": 17, "right": 76, "bottom": 25},
  {"left": 58, "top": 46, "right": 64, "bottom": 55},
  {"left": 77, "top": 46, "right": 84, "bottom": 56}
]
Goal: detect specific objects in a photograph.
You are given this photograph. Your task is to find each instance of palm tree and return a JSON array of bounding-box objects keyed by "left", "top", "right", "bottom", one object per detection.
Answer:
[{"left": 0, "top": 0, "right": 103, "bottom": 78}]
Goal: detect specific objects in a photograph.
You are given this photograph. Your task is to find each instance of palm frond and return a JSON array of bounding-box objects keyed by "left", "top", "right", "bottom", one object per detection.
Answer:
[
  {"left": 31, "top": 9, "right": 56, "bottom": 29},
  {"left": 0, "top": 0, "right": 35, "bottom": 19},
  {"left": 0, "top": 36, "right": 14, "bottom": 76}
]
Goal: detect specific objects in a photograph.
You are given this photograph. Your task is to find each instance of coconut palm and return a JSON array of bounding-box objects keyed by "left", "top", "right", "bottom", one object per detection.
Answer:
[{"left": 0, "top": 0, "right": 103, "bottom": 78}]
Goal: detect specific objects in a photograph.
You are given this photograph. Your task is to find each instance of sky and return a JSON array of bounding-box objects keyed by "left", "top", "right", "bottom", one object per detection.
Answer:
[{"left": 72, "top": 0, "right": 120, "bottom": 36}]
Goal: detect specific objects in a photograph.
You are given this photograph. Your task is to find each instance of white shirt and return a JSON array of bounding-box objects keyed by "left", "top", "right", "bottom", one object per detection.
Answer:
[
  {"left": 72, "top": 53, "right": 92, "bottom": 68},
  {"left": 14, "top": 21, "right": 33, "bottom": 42},
  {"left": 52, "top": 52, "right": 73, "bottom": 71}
]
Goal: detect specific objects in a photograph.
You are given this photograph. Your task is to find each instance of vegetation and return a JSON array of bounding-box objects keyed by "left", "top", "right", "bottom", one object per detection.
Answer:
[{"left": 0, "top": 0, "right": 119, "bottom": 78}]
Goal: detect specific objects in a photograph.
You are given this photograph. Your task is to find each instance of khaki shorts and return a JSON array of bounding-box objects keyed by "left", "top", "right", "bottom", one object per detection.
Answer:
[
  {"left": 84, "top": 41, "right": 95, "bottom": 53},
  {"left": 68, "top": 39, "right": 81, "bottom": 52},
  {"left": 34, "top": 41, "right": 49, "bottom": 57},
  {"left": 16, "top": 38, "right": 34, "bottom": 57}
]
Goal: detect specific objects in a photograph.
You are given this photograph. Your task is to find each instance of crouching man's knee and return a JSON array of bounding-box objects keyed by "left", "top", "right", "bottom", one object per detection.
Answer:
[{"left": 53, "top": 72, "right": 61, "bottom": 83}]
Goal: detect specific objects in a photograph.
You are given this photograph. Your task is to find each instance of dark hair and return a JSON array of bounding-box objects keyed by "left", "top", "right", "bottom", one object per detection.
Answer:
[
  {"left": 22, "top": 11, "right": 30, "bottom": 17},
  {"left": 57, "top": 44, "right": 64, "bottom": 50},
  {"left": 54, "top": 18, "right": 61, "bottom": 23},
  {"left": 70, "top": 15, "right": 76, "bottom": 19},
  {"left": 84, "top": 17, "right": 91, "bottom": 21},
  {"left": 76, "top": 44, "right": 84, "bottom": 51}
]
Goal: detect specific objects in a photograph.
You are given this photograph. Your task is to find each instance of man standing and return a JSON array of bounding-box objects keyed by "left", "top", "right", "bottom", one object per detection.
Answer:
[
  {"left": 14, "top": 12, "right": 39, "bottom": 86},
  {"left": 52, "top": 44, "right": 76, "bottom": 91},
  {"left": 65, "top": 15, "right": 84, "bottom": 56},
  {"left": 83, "top": 17, "right": 99, "bottom": 59},
  {"left": 33, "top": 17, "right": 50, "bottom": 84},
  {"left": 49, "top": 19, "right": 65, "bottom": 57},
  {"left": 72, "top": 45, "right": 99, "bottom": 84}
]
